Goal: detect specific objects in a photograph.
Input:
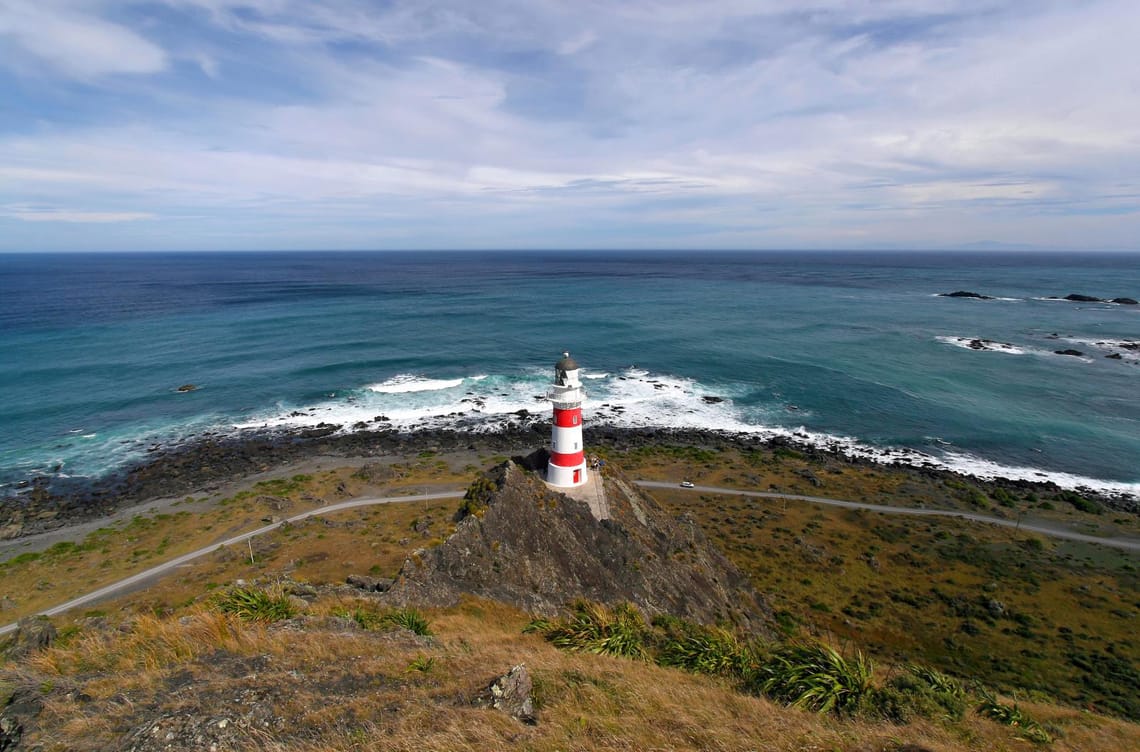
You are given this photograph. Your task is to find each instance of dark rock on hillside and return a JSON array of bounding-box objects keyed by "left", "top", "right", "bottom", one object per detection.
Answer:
[
  {"left": 384, "top": 461, "right": 774, "bottom": 634},
  {"left": 0, "top": 685, "right": 44, "bottom": 752},
  {"left": 475, "top": 664, "right": 536, "bottom": 724},
  {"left": 939, "top": 291, "right": 993, "bottom": 299},
  {"left": 1, "top": 616, "right": 57, "bottom": 661}
]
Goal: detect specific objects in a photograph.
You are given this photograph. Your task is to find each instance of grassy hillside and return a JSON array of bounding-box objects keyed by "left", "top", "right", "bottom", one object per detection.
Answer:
[{"left": 2, "top": 444, "right": 1138, "bottom": 750}]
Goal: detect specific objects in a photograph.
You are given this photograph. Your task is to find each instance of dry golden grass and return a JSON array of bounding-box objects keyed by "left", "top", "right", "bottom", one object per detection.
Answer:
[
  {"left": 0, "top": 459, "right": 469, "bottom": 623},
  {"left": 9, "top": 596, "right": 1138, "bottom": 751}
]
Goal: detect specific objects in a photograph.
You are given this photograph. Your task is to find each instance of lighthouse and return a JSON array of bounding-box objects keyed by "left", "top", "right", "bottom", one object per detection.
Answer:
[{"left": 547, "top": 352, "right": 588, "bottom": 487}]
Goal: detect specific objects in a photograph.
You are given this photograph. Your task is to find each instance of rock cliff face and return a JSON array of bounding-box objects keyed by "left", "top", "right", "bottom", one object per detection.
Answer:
[{"left": 384, "top": 459, "right": 774, "bottom": 634}]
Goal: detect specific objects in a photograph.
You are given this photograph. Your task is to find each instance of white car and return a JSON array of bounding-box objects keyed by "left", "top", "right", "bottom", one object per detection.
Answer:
[{"left": 679, "top": 481, "right": 694, "bottom": 488}]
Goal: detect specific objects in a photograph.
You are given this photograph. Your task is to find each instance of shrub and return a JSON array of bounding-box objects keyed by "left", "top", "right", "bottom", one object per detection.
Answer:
[
  {"left": 991, "top": 487, "right": 1017, "bottom": 508},
  {"left": 536, "top": 601, "right": 650, "bottom": 659},
  {"left": 456, "top": 474, "right": 496, "bottom": 520},
  {"left": 866, "top": 666, "right": 967, "bottom": 723},
  {"left": 382, "top": 607, "right": 433, "bottom": 636},
  {"left": 750, "top": 641, "right": 874, "bottom": 715},
  {"left": 1056, "top": 490, "right": 1101, "bottom": 515},
  {"left": 652, "top": 615, "right": 750, "bottom": 677},
  {"left": 215, "top": 586, "right": 296, "bottom": 623},
  {"left": 975, "top": 686, "right": 1052, "bottom": 744},
  {"left": 331, "top": 605, "right": 432, "bottom": 635}
]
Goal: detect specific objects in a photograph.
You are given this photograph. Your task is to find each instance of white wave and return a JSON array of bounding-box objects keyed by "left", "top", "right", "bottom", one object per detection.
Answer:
[
  {"left": 937, "top": 450, "right": 1140, "bottom": 499},
  {"left": 582, "top": 371, "right": 609, "bottom": 379},
  {"left": 366, "top": 375, "right": 465, "bottom": 394},
  {"left": 937, "top": 336, "right": 1025, "bottom": 355},
  {"left": 1050, "top": 336, "right": 1140, "bottom": 361},
  {"left": 227, "top": 366, "right": 1137, "bottom": 501}
]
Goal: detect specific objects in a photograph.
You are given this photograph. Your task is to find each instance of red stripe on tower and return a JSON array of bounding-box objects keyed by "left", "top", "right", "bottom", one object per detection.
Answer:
[
  {"left": 549, "top": 450, "right": 585, "bottom": 466},
  {"left": 553, "top": 408, "right": 581, "bottom": 427}
]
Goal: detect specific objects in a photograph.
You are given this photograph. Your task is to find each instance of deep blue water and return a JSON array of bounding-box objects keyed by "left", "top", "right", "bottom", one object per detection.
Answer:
[{"left": 1, "top": 251, "right": 1138, "bottom": 496}]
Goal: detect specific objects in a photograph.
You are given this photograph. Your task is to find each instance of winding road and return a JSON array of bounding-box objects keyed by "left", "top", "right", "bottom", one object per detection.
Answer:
[
  {"left": 636, "top": 481, "right": 1140, "bottom": 552},
  {"left": 3, "top": 482, "right": 1136, "bottom": 636},
  {"left": 0, "top": 491, "right": 465, "bottom": 637}
]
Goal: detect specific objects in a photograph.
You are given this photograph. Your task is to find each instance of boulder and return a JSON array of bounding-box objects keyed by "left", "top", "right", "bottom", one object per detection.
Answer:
[
  {"left": 939, "top": 291, "right": 993, "bottom": 299},
  {"left": 1063, "top": 294, "right": 1102, "bottom": 302},
  {"left": 1110, "top": 297, "right": 1138, "bottom": 305},
  {"left": 345, "top": 574, "right": 393, "bottom": 592},
  {"left": 2, "top": 616, "right": 57, "bottom": 660},
  {"left": 479, "top": 664, "right": 536, "bottom": 724},
  {"left": 175, "top": 384, "right": 198, "bottom": 392},
  {"left": 1054, "top": 349, "right": 1084, "bottom": 357}
]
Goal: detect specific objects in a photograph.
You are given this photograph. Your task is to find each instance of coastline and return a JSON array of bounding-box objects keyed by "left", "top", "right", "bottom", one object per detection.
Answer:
[{"left": 2, "top": 422, "right": 1136, "bottom": 547}]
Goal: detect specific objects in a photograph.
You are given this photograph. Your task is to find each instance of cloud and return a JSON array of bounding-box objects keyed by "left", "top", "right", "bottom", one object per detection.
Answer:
[
  {"left": 1, "top": 1, "right": 1138, "bottom": 250},
  {"left": 0, "top": 1, "right": 167, "bottom": 78},
  {"left": 3, "top": 206, "right": 155, "bottom": 223}
]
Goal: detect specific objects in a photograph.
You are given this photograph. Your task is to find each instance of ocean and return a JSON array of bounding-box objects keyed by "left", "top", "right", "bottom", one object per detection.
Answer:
[{"left": 1, "top": 251, "right": 1137, "bottom": 499}]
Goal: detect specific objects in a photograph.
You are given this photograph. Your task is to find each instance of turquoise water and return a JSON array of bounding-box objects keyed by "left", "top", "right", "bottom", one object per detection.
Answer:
[{"left": 1, "top": 251, "right": 1137, "bottom": 496}]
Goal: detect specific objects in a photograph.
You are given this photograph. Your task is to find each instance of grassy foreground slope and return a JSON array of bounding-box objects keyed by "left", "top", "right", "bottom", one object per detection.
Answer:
[{"left": 1, "top": 444, "right": 1138, "bottom": 750}]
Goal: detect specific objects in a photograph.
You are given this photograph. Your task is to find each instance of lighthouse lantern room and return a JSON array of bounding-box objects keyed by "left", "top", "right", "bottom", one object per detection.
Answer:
[{"left": 547, "top": 352, "right": 588, "bottom": 487}]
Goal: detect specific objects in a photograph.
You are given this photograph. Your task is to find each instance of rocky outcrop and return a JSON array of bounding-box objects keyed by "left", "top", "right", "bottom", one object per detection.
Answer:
[
  {"left": 384, "top": 461, "right": 773, "bottom": 633},
  {"left": 939, "top": 291, "right": 993, "bottom": 299},
  {"left": 0, "top": 685, "right": 44, "bottom": 752},
  {"left": 1, "top": 616, "right": 57, "bottom": 661},
  {"left": 1047, "top": 294, "right": 1138, "bottom": 305},
  {"left": 964, "top": 339, "right": 1016, "bottom": 352},
  {"left": 1054, "top": 349, "right": 1084, "bottom": 357}
]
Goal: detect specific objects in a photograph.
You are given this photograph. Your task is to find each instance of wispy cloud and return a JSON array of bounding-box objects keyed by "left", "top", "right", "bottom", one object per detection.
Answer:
[
  {"left": 1, "top": 1, "right": 1138, "bottom": 250},
  {"left": 0, "top": 0, "right": 167, "bottom": 78},
  {"left": 3, "top": 205, "right": 155, "bottom": 223}
]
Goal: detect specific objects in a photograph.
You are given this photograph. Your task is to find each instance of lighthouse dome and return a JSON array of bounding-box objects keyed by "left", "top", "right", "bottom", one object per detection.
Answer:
[{"left": 556, "top": 352, "right": 579, "bottom": 371}]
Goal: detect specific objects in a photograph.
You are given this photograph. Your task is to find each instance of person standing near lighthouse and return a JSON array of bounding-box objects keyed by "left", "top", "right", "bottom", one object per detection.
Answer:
[{"left": 547, "top": 352, "right": 588, "bottom": 487}]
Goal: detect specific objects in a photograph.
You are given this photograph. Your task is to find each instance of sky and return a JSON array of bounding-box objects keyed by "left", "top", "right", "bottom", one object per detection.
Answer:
[{"left": 1, "top": 1, "right": 1139, "bottom": 252}]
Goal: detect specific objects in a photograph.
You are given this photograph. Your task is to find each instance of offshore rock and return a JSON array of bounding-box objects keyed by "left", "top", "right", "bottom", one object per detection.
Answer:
[
  {"left": 939, "top": 290, "right": 993, "bottom": 299},
  {"left": 384, "top": 461, "right": 774, "bottom": 634}
]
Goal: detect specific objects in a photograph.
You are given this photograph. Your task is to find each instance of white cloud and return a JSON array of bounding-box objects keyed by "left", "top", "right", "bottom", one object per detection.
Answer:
[
  {"left": 0, "top": 0, "right": 166, "bottom": 78},
  {"left": 1, "top": 1, "right": 1139, "bottom": 249},
  {"left": 3, "top": 205, "right": 155, "bottom": 223}
]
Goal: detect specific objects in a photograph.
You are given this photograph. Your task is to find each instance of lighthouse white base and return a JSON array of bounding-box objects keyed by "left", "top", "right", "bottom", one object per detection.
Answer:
[{"left": 547, "top": 461, "right": 588, "bottom": 487}]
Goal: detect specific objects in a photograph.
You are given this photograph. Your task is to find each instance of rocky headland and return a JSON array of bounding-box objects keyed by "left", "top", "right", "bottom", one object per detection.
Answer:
[{"left": 384, "top": 455, "right": 774, "bottom": 633}]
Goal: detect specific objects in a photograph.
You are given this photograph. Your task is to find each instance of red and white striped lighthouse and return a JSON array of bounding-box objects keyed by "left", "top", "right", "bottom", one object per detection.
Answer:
[{"left": 547, "top": 351, "right": 588, "bottom": 487}]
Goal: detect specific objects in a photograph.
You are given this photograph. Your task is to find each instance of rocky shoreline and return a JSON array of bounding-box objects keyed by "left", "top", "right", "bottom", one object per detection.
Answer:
[{"left": 2, "top": 421, "right": 1136, "bottom": 543}]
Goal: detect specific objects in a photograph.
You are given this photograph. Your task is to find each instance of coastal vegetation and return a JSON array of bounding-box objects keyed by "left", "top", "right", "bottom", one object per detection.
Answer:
[{"left": 1, "top": 441, "right": 1137, "bottom": 749}]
